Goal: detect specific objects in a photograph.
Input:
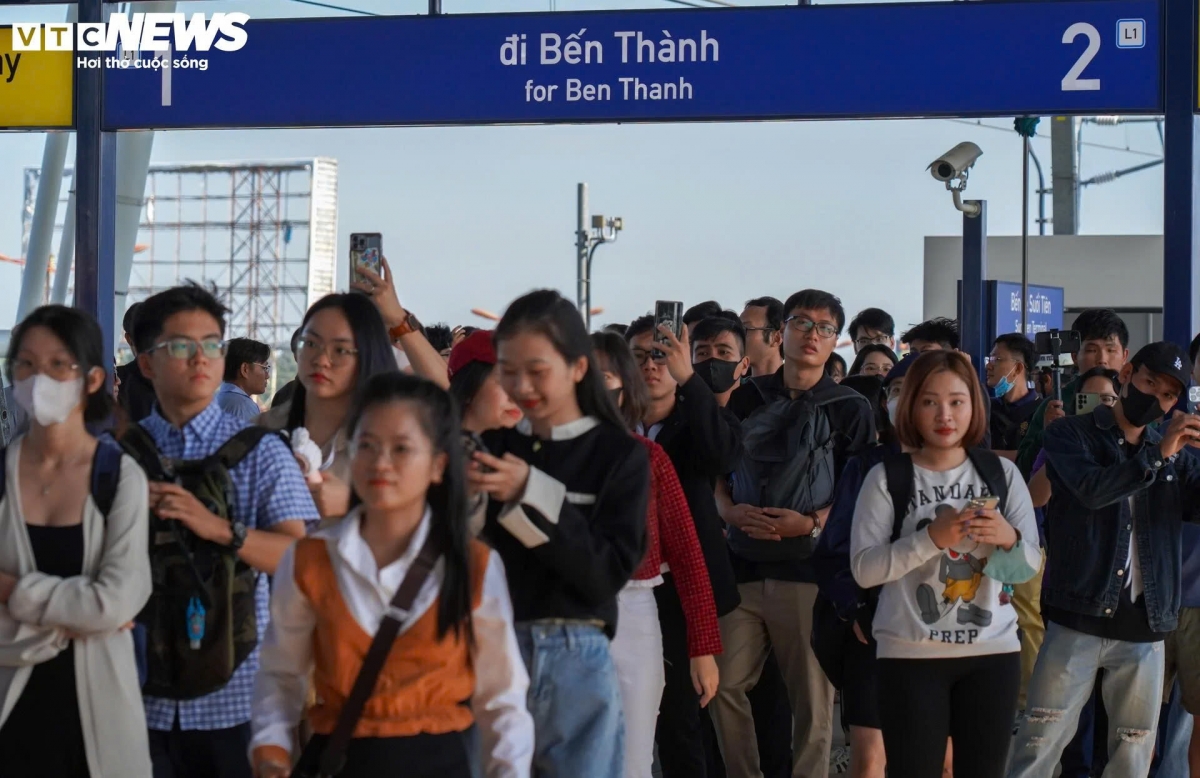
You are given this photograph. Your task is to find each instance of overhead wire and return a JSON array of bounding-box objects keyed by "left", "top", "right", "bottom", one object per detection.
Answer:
[{"left": 944, "top": 118, "right": 1163, "bottom": 159}]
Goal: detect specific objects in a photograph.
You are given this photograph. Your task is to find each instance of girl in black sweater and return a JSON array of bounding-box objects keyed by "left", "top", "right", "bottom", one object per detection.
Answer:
[{"left": 467, "top": 290, "right": 650, "bottom": 778}]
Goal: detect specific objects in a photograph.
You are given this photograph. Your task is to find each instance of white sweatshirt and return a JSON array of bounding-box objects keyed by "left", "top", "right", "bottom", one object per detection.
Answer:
[{"left": 850, "top": 456, "right": 1040, "bottom": 660}]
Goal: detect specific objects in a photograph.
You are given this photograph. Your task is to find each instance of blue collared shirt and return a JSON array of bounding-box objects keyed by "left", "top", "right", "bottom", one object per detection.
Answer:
[
  {"left": 217, "top": 382, "right": 262, "bottom": 422},
  {"left": 141, "top": 402, "right": 319, "bottom": 731}
]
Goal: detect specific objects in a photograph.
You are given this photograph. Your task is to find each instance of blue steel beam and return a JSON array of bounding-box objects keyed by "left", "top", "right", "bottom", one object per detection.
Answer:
[
  {"left": 1162, "top": 0, "right": 1200, "bottom": 350},
  {"left": 962, "top": 202, "right": 989, "bottom": 388}
]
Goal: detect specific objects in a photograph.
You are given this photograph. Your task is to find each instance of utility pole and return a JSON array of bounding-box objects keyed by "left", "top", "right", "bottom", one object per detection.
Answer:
[
  {"left": 575, "top": 183, "right": 623, "bottom": 330},
  {"left": 1051, "top": 116, "right": 1079, "bottom": 234}
]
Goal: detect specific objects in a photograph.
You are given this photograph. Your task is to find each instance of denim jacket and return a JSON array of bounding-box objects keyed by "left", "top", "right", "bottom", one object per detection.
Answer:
[{"left": 1041, "top": 405, "right": 1200, "bottom": 633}]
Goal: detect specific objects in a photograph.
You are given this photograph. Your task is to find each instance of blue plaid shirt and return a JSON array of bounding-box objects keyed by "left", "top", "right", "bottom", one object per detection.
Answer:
[{"left": 141, "top": 402, "right": 319, "bottom": 731}]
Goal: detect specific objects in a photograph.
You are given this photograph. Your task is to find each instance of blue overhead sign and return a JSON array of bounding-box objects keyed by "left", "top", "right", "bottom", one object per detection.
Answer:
[
  {"left": 992, "top": 282, "right": 1066, "bottom": 339},
  {"left": 102, "top": 0, "right": 1162, "bottom": 130}
]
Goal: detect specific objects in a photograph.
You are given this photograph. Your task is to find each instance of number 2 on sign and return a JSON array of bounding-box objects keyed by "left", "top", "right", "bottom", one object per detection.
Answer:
[{"left": 1062, "top": 22, "right": 1101, "bottom": 91}]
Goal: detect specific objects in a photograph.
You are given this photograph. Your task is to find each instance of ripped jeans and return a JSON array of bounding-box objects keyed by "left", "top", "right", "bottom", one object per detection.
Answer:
[{"left": 1007, "top": 621, "right": 1166, "bottom": 778}]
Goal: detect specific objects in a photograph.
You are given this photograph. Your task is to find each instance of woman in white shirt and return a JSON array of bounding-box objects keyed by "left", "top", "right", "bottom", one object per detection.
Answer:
[
  {"left": 0, "top": 304, "right": 152, "bottom": 778},
  {"left": 850, "top": 350, "right": 1040, "bottom": 778},
  {"left": 251, "top": 372, "right": 533, "bottom": 778}
]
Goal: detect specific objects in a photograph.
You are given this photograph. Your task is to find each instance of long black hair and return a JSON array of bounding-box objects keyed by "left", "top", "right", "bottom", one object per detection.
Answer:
[
  {"left": 849, "top": 344, "right": 899, "bottom": 378},
  {"left": 449, "top": 361, "right": 492, "bottom": 418},
  {"left": 590, "top": 331, "right": 649, "bottom": 432},
  {"left": 494, "top": 290, "right": 626, "bottom": 430},
  {"left": 346, "top": 372, "right": 474, "bottom": 643},
  {"left": 7, "top": 305, "right": 113, "bottom": 424},
  {"left": 287, "top": 293, "right": 397, "bottom": 431}
]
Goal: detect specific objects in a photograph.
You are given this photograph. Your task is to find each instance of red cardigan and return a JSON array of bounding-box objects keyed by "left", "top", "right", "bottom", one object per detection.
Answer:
[{"left": 633, "top": 435, "right": 722, "bottom": 658}]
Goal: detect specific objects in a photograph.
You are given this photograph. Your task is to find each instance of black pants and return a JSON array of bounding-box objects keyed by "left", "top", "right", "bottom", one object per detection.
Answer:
[
  {"left": 149, "top": 721, "right": 253, "bottom": 778},
  {"left": 877, "top": 652, "right": 1020, "bottom": 778},
  {"left": 300, "top": 731, "right": 476, "bottom": 778},
  {"left": 655, "top": 578, "right": 724, "bottom": 778}
]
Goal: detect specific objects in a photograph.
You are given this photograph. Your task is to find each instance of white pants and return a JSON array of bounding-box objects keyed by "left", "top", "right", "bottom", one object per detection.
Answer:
[{"left": 611, "top": 582, "right": 666, "bottom": 778}]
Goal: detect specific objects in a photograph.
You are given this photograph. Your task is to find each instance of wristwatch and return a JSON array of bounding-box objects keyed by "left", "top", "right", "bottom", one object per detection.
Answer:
[
  {"left": 389, "top": 311, "right": 422, "bottom": 341},
  {"left": 808, "top": 514, "right": 822, "bottom": 541},
  {"left": 230, "top": 520, "right": 248, "bottom": 551}
]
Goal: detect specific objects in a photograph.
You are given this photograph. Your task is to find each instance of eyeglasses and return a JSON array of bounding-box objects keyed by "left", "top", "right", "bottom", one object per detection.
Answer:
[
  {"left": 298, "top": 336, "right": 359, "bottom": 366},
  {"left": 785, "top": 317, "right": 838, "bottom": 339},
  {"left": 854, "top": 334, "right": 891, "bottom": 348},
  {"left": 11, "top": 357, "right": 81, "bottom": 382},
  {"left": 630, "top": 350, "right": 668, "bottom": 367},
  {"left": 147, "top": 338, "right": 227, "bottom": 361},
  {"left": 256, "top": 362, "right": 272, "bottom": 376}
]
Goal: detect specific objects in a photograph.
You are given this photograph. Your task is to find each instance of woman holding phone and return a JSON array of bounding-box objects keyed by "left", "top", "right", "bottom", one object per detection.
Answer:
[{"left": 849, "top": 350, "right": 1040, "bottom": 778}]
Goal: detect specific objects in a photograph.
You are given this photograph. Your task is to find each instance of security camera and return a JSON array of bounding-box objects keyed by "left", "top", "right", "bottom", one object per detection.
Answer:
[{"left": 928, "top": 142, "right": 983, "bottom": 183}]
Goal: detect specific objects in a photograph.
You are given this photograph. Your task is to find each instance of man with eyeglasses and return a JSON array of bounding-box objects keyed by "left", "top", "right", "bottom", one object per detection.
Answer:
[
  {"left": 129, "top": 284, "right": 319, "bottom": 778},
  {"left": 715, "top": 290, "right": 875, "bottom": 778},
  {"left": 218, "top": 338, "right": 272, "bottom": 422},
  {"left": 624, "top": 314, "right": 743, "bottom": 778},
  {"left": 987, "top": 333, "right": 1040, "bottom": 459},
  {"left": 741, "top": 297, "right": 785, "bottom": 379},
  {"left": 847, "top": 307, "right": 896, "bottom": 354}
]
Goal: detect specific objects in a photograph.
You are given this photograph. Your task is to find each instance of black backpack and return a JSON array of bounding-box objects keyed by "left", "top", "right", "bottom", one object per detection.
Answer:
[
  {"left": 728, "top": 381, "right": 870, "bottom": 563},
  {"left": 865, "top": 448, "right": 1010, "bottom": 616},
  {"left": 120, "top": 424, "right": 275, "bottom": 700}
]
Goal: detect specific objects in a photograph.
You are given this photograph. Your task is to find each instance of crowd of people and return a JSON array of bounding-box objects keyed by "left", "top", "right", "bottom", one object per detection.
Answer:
[{"left": 0, "top": 261, "right": 1199, "bottom": 778}]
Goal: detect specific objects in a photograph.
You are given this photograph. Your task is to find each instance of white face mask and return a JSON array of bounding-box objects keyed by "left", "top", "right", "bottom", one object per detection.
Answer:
[
  {"left": 14, "top": 374, "right": 85, "bottom": 427},
  {"left": 887, "top": 397, "right": 901, "bottom": 426}
]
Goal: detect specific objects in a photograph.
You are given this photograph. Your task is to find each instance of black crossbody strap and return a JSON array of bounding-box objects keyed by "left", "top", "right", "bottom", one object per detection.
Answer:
[{"left": 315, "top": 534, "right": 441, "bottom": 778}]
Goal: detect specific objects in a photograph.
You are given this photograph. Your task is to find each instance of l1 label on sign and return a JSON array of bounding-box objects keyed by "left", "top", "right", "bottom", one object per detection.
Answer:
[{"left": 0, "top": 26, "right": 73, "bottom": 129}]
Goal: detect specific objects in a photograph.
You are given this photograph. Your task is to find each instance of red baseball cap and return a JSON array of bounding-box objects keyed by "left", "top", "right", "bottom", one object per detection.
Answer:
[{"left": 447, "top": 330, "right": 497, "bottom": 378}]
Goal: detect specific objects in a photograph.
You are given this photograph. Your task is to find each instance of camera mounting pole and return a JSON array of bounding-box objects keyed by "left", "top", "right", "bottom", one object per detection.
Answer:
[
  {"left": 961, "top": 199, "right": 989, "bottom": 387},
  {"left": 575, "top": 183, "right": 623, "bottom": 331}
]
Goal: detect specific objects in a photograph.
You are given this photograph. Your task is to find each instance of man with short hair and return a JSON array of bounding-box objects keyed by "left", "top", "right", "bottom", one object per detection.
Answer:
[
  {"left": 900, "top": 317, "right": 959, "bottom": 353},
  {"left": 692, "top": 316, "right": 751, "bottom": 407},
  {"left": 218, "top": 338, "right": 271, "bottom": 421},
  {"left": 1008, "top": 341, "right": 1200, "bottom": 778},
  {"left": 714, "top": 289, "right": 876, "bottom": 778},
  {"left": 1016, "top": 309, "right": 1131, "bottom": 477},
  {"left": 741, "top": 297, "right": 784, "bottom": 378},
  {"left": 269, "top": 327, "right": 303, "bottom": 410},
  {"left": 685, "top": 300, "right": 725, "bottom": 337},
  {"left": 625, "top": 316, "right": 743, "bottom": 778},
  {"left": 847, "top": 307, "right": 896, "bottom": 353},
  {"left": 988, "top": 333, "right": 1040, "bottom": 456},
  {"left": 130, "top": 284, "right": 319, "bottom": 778},
  {"left": 117, "top": 301, "right": 159, "bottom": 422}
]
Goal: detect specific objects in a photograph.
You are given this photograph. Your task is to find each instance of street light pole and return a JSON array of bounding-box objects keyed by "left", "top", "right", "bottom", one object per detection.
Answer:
[{"left": 574, "top": 183, "right": 623, "bottom": 330}]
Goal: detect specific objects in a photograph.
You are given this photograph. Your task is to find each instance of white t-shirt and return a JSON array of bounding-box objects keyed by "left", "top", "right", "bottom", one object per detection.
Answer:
[{"left": 850, "top": 455, "right": 1040, "bottom": 660}]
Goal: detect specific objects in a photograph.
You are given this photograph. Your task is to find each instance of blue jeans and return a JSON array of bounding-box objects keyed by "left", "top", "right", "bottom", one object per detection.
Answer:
[
  {"left": 516, "top": 622, "right": 624, "bottom": 778},
  {"left": 1007, "top": 621, "right": 1166, "bottom": 778},
  {"left": 1150, "top": 682, "right": 1192, "bottom": 778}
]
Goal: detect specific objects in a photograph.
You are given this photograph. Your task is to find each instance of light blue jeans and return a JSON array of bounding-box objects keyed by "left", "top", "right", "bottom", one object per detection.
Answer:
[
  {"left": 1152, "top": 682, "right": 1192, "bottom": 778},
  {"left": 1007, "top": 621, "right": 1166, "bottom": 778},
  {"left": 516, "top": 622, "right": 625, "bottom": 778}
]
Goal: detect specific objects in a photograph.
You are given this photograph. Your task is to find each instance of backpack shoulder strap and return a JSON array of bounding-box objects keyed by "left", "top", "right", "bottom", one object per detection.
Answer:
[
  {"left": 119, "top": 424, "right": 167, "bottom": 482},
  {"left": 212, "top": 426, "right": 277, "bottom": 471},
  {"left": 882, "top": 452, "right": 914, "bottom": 542},
  {"left": 91, "top": 441, "right": 124, "bottom": 517},
  {"left": 0, "top": 446, "right": 7, "bottom": 504},
  {"left": 967, "top": 447, "right": 1009, "bottom": 515}
]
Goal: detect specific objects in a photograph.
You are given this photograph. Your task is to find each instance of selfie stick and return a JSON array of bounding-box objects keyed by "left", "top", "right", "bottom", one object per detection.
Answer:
[{"left": 1047, "top": 330, "right": 1064, "bottom": 403}]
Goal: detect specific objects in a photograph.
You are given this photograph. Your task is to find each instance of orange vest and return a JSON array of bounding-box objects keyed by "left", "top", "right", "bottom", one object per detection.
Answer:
[{"left": 293, "top": 536, "right": 490, "bottom": 739}]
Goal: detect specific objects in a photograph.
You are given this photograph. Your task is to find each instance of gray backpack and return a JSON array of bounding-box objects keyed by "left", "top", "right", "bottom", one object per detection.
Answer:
[{"left": 728, "top": 383, "right": 868, "bottom": 563}]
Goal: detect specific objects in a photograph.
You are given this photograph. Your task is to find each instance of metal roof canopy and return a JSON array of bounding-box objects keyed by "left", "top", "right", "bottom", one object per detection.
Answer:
[{"left": 51, "top": 0, "right": 1200, "bottom": 375}]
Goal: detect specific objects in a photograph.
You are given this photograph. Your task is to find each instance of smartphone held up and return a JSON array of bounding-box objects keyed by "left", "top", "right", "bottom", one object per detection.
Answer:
[
  {"left": 653, "top": 300, "right": 683, "bottom": 357},
  {"left": 350, "top": 233, "right": 383, "bottom": 289}
]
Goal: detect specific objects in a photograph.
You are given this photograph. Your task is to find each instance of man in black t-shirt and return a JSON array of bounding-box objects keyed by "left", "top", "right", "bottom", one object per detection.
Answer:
[{"left": 713, "top": 289, "right": 875, "bottom": 778}]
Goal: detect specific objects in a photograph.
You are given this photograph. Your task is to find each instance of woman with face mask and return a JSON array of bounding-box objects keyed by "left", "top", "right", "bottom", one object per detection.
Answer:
[
  {"left": 0, "top": 305, "right": 153, "bottom": 778},
  {"left": 591, "top": 331, "right": 722, "bottom": 778}
]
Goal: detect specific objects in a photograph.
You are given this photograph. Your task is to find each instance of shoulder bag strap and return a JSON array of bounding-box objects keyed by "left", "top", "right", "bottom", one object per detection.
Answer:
[
  {"left": 91, "top": 441, "right": 124, "bottom": 517},
  {"left": 967, "top": 447, "right": 1010, "bottom": 516},
  {"left": 883, "top": 452, "right": 914, "bottom": 542},
  {"left": 119, "top": 424, "right": 168, "bottom": 482},
  {"left": 212, "top": 426, "right": 276, "bottom": 470},
  {"left": 314, "top": 534, "right": 441, "bottom": 778}
]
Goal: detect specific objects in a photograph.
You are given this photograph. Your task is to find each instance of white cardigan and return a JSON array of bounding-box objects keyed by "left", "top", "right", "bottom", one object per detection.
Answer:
[{"left": 0, "top": 439, "right": 153, "bottom": 778}]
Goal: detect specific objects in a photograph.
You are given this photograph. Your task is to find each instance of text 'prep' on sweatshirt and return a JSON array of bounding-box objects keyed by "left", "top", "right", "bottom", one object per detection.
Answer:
[
  {"left": 849, "top": 455, "right": 1040, "bottom": 660},
  {"left": 481, "top": 417, "right": 650, "bottom": 639}
]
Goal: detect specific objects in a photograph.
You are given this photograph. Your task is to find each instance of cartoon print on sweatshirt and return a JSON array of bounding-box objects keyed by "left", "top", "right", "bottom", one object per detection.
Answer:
[{"left": 913, "top": 504, "right": 993, "bottom": 629}]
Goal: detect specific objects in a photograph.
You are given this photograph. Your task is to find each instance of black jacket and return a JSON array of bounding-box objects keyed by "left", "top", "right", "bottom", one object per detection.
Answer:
[
  {"left": 116, "top": 360, "right": 157, "bottom": 423},
  {"left": 652, "top": 374, "right": 743, "bottom": 617},
  {"left": 482, "top": 418, "right": 649, "bottom": 638}
]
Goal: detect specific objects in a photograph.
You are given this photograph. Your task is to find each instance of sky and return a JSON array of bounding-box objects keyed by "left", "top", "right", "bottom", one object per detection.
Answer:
[{"left": 0, "top": 0, "right": 1169, "bottom": 348}]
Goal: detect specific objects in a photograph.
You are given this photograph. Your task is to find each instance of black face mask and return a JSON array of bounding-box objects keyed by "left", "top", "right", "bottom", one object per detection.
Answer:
[
  {"left": 694, "top": 358, "right": 741, "bottom": 394},
  {"left": 1121, "top": 380, "right": 1166, "bottom": 428}
]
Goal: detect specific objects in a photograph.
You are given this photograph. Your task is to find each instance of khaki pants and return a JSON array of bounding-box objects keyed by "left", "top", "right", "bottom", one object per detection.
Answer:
[
  {"left": 1013, "top": 550, "right": 1046, "bottom": 710},
  {"left": 710, "top": 580, "right": 834, "bottom": 778}
]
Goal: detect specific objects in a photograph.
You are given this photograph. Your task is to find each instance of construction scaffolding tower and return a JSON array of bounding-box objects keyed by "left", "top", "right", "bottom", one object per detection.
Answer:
[{"left": 21, "top": 158, "right": 339, "bottom": 349}]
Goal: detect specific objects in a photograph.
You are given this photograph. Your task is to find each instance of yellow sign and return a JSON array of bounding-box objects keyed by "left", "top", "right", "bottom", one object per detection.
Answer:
[{"left": 0, "top": 26, "right": 73, "bottom": 129}]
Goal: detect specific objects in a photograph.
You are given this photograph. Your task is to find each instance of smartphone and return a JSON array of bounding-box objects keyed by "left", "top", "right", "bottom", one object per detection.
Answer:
[
  {"left": 350, "top": 233, "right": 383, "bottom": 288},
  {"left": 461, "top": 431, "right": 495, "bottom": 473},
  {"left": 966, "top": 496, "right": 1000, "bottom": 512},
  {"left": 1189, "top": 386, "right": 1200, "bottom": 415},
  {"left": 1034, "top": 329, "right": 1083, "bottom": 357},
  {"left": 1076, "top": 392, "right": 1104, "bottom": 415},
  {"left": 653, "top": 300, "right": 683, "bottom": 356}
]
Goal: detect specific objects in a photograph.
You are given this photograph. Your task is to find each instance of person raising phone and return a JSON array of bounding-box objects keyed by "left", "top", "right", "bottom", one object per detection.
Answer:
[{"left": 850, "top": 350, "right": 1040, "bottom": 778}]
